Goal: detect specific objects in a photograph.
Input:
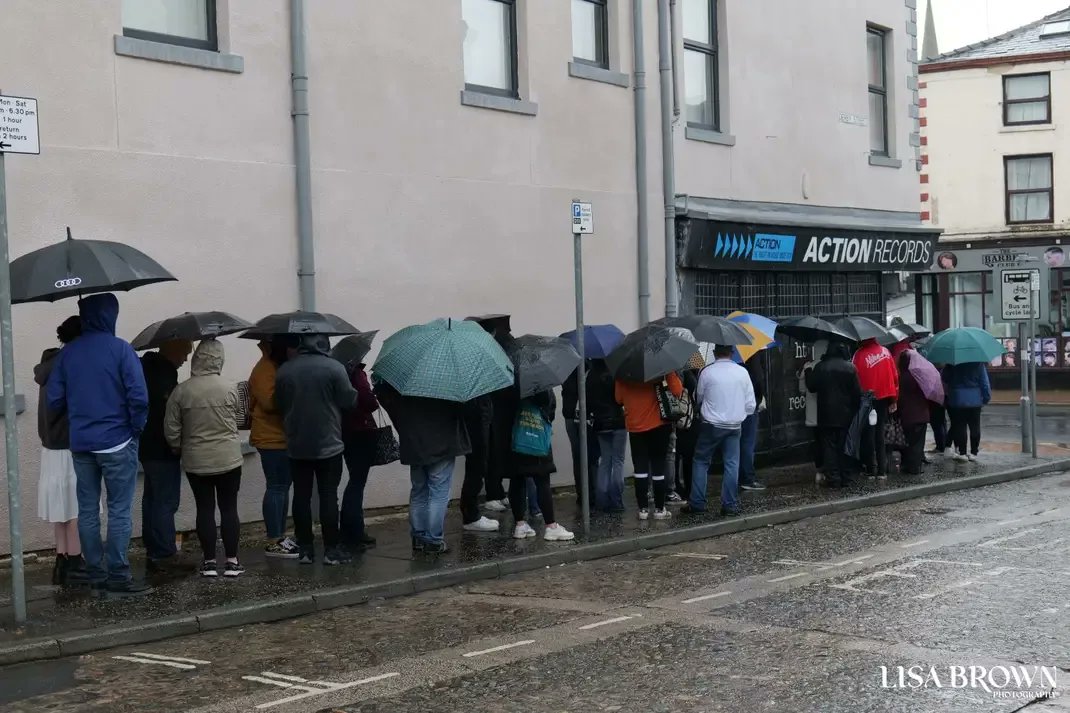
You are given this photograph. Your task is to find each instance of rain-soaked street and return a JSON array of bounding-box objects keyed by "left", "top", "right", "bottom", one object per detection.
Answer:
[{"left": 1, "top": 471, "right": 1068, "bottom": 713}]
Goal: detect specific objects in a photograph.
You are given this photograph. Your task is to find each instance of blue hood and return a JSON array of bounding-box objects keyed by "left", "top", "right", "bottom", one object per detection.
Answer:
[{"left": 79, "top": 293, "right": 119, "bottom": 335}]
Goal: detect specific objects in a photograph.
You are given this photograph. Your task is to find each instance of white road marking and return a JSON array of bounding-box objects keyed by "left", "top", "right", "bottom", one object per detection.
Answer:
[
  {"left": 995, "top": 518, "right": 1024, "bottom": 526},
  {"left": 463, "top": 640, "right": 536, "bottom": 658},
  {"left": 899, "top": 540, "right": 930, "bottom": 549},
  {"left": 128, "top": 652, "right": 210, "bottom": 665},
  {"left": 578, "top": 616, "right": 635, "bottom": 630},
  {"left": 914, "top": 580, "right": 975, "bottom": 600},
  {"left": 831, "top": 554, "right": 875, "bottom": 566},
  {"left": 681, "top": 591, "right": 731, "bottom": 604},
  {"left": 767, "top": 572, "right": 808, "bottom": 583},
  {"left": 978, "top": 529, "right": 1039, "bottom": 548},
  {"left": 247, "top": 672, "right": 401, "bottom": 709},
  {"left": 259, "top": 672, "right": 310, "bottom": 683},
  {"left": 243, "top": 675, "right": 315, "bottom": 690},
  {"left": 112, "top": 655, "right": 196, "bottom": 670},
  {"left": 671, "top": 552, "right": 728, "bottom": 560}
]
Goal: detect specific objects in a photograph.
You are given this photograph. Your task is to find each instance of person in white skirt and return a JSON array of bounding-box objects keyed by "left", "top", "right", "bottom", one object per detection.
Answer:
[{"left": 33, "top": 316, "right": 84, "bottom": 586}]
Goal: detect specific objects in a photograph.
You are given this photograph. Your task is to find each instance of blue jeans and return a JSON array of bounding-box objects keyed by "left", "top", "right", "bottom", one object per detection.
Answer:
[
  {"left": 259, "top": 449, "right": 291, "bottom": 540},
  {"left": 689, "top": 424, "right": 742, "bottom": 513},
  {"left": 526, "top": 478, "right": 541, "bottom": 516},
  {"left": 739, "top": 413, "right": 759, "bottom": 487},
  {"left": 596, "top": 429, "right": 627, "bottom": 511},
  {"left": 410, "top": 459, "right": 455, "bottom": 545},
  {"left": 140, "top": 459, "right": 182, "bottom": 561},
  {"left": 73, "top": 442, "right": 139, "bottom": 583}
]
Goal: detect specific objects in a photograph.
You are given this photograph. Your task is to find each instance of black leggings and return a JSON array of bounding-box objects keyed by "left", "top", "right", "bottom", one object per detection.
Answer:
[
  {"left": 509, "top": 474, "right": 555, "bottom": 524},
  {"left": 948, "top": 406, "right": 982, "bottom": 456},
  {"left": 186, "top": 468, "right": 241, "bottom": 561},
  {"left": 629, "top": 425, "right": 671, "bottom": 510}
]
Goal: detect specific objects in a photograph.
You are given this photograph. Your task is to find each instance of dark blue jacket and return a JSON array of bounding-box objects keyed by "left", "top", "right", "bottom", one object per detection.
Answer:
[
  {"left": 942, "top": 362, "right": 991, "bottom": 409},
  {"left": 47, "top": 294, "right": 149, "bottom": 452}
]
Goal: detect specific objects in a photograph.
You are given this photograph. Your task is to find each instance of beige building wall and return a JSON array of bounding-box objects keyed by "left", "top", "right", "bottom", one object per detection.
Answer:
[
  {"left": 0, "top": 0, "right": 920, "bottom": 553},
  {"left": 923, "top": 59, "right": 1070, "bottom": 238}
]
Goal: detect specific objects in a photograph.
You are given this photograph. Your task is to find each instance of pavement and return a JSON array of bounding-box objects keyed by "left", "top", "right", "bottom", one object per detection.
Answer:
[
  {"left": 1, "top": 445, "right": 1067, "bottom": 669},
  {"left": 0, "top": 471, "right": 1068, "bottom": 712}
]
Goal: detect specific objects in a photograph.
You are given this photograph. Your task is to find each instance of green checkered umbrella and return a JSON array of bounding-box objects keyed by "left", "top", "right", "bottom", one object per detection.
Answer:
[{"left": 372, "top": 319, "right": 515, "bottom": 402}]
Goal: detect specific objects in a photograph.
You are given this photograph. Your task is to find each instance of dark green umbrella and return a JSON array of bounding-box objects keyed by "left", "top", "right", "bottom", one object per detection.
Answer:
[
  {"left": 920, "top": 328, "right": 1006, "bottom": 365},
  {"left": 10, "top": 227, "right": 176, "bottom": 304},
  {"left": 131, "top": 311, "right": 252, "bottom": 351},
  {"left": 606, "top": 325, "right": 699, "bottom": 382}
]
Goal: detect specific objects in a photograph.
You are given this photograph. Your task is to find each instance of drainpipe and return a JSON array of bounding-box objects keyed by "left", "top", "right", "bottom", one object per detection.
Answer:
[
  {"left": 669, "top": 0, "right": 680, "bottom": 119},
  {"left": 633, "top": 0, "right": 650, "bottom": 325},
  {"left": 658, "top": 0, "right": 678, "bottom": 317},
  {"left": 290, "top": 0, "right": 316, "bottom": 311}
]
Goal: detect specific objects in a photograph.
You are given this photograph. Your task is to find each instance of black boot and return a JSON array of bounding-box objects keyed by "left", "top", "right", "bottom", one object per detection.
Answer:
[
  {"left": 64, "top": 555, "right": 89, "bottom": 589},
  {"left": 52, "top": 554, "right": 67, "bottom": 585}
]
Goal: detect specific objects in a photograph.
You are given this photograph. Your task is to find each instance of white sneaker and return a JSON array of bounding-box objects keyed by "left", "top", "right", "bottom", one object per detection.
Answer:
[
  {"left": 953, "top": 453, "right": 969, "bottom": 463},
  {"left": 653, "top": 508, "right": 672, "bottom": 520},
  {"left": 543, "top": 523, "right": 575, "bottom": 541},
  {"left": 638, "top": 509, "right": 650, "bottom": 521},
  {"left": 967, "top": 453, "right": 977, "bottom": 462},
  {"left": 815, "top": 471, "right": 825, "bottom": 485},
  {"left": 512, "top": 522, "right": 537, "bottom": 539},
  {"left": 483, "top": 499, "right": 508, "bottom": 513},
  {"left": 943, "top": 448, "right": 952, "bottom": 457},
  {"left": 463, "top": 516, "right": 500, "bottom": 533}
]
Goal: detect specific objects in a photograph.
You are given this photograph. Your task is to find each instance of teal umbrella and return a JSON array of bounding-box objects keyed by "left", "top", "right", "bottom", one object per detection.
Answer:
[
  {"left": 372, "top": 319, "right": 514, "bottom": 402},
  {"left": 920, "top": 327, "right": 1007, "bottom": 365}
]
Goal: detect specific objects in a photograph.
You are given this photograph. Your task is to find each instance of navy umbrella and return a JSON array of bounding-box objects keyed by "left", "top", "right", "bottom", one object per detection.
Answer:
[
  {"left": 10, "top": 227, "right": 176, "bottom": 304},
  {"left": 559, "top": 324, "right": 625, "bottom": 359}
]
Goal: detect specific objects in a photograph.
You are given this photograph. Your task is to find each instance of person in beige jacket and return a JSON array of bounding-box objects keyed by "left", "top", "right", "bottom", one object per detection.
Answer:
[{"left": 164, "top": 339, "right": 244, "bottom": 578}]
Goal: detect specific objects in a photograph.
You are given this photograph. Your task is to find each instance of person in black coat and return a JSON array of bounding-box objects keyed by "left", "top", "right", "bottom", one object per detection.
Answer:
[
  {"left": 460, "top": 395, "right": 498, "bottom": 531},
  {"left": 484, "top": 327, "right": 517, "bottom": 512},
  {"left": 586, "top": 359, "right": 627, "bottom": 512},
  {"left": 806, "top": 342, "right": 862, "bottom": 488},
  {"left": 563, "top": 361, "right": 600, "bottom": 507},
  {"left": 509, "top": 388, "right": 575, "bottom": 541},
  {"left": 674, "top": 368, "right": 700, "bottom": 502}
]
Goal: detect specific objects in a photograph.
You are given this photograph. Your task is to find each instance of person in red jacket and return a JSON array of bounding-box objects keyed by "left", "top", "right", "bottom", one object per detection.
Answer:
[
  {"left": 852, "top": 338, "right": 899, "bottom": 478},
  {"left": 339, "top": 361, "right": 380, "bottom": 550}
]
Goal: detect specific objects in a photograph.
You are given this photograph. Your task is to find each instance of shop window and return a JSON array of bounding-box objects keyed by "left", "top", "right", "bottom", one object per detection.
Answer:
[
  {"left": 847, "top": 273, "right": 882, "bottom": 314},
  {"left": 572, "top": 0, "right": 608, "bottom": 68},
  {"left": 917, "top": 274, "right": 936, "bottom": 329},
  {"left": 1003, "top": 73, "right": 1051, "bottom": 126},
  {"left": 695, "top": 272, "right": 739, "bottom": 315},
  {"left": 122, "top": 0, "right": 217, "bottom": 50},
  {"left": 693, "top": 271, "right": 880, "bottom": 319},
  {"left": 776, "top": 274, "right": 810, "bottom": 316},
  {"left": 831, "top": 274, "right": 849, "bottom": 314},
  {"left": 683, "top": 0, "right": 719, "bottom": 130},
  {"left": 739, "top": 273, "right": 772, "bottom": 314},
  {"left": 462, "top": 0, "right": 519, "bottom": 98},
  {"left": 1005, "top": 154, "right": 1053, "bottom": 224},
  {"left": 867, "top": 26, "right": 889, "bottom": 156},
  {"left": 810, "top": 274, "right": 832, "bottom": 315}
]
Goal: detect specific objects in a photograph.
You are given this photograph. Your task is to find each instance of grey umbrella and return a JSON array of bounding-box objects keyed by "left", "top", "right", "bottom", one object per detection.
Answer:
[
  {"left": 651, "top": 315, "right": 753, "bottom": 345},
  {"left": 131, "top": 311, "right": 253, "bottom": 350},
  {"left": 329, "top": 331, "right": 379, "bottom": 368},
  {"left": 241, "top": 311, "right": 361, "bottom": 338},
  {"left": 835, "top": 316, "right": 890, "bottom": 342},
  {"left": 606, "top": 325, "right": 699, "bottom": 382},
  {"left": 9, "top": 227, "right": 176, "bottom": 304},
  {"left": 509, "top": 334, "right": 582, "bottom": 398}
]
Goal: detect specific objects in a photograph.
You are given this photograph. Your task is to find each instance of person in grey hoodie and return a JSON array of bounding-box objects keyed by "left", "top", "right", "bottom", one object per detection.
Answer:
[{"left": 275, "top": 335, "right": 358, "bottom": 565}]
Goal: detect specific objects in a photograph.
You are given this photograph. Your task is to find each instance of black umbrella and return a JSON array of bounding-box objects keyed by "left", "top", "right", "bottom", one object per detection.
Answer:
[
  {"left": 466, "top": 314, "right": 511, "bottom": 334},
  {"left": 509, "top": 334, "right": 581, "bottom": 398},
  {"left": 606, "top": 325, "right": 699, "bottom": 382},
  {"left": 329, "top": 331, "right": 379, "bottom": 368},
  {"left": 834, "top": 316, "right": 890, "bottom": 342},
  {"left": 651, "top": 315, "right": 752, "bottom": 345},
  {"left": 776, "top": 316, "right": 853, "bottom": 343},
  {"left": 131, "top": 311, "right": 253, "bottom": 351},
  {"left": 10, "top": 227, "right": 176, "bottom": 304},
  {"left": 241, "top": 311, "right": 361, "bottom": 338}
]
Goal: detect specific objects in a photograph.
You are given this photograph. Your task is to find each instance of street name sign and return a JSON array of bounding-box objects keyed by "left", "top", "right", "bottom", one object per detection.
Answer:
[
  {"left": 1000, "top": 268, "right": 1040, "bottom": 321},
  {"left": 0, "top": 95, "right": 39, "bottom": 155},
  {"left": 572, "top": 201, "right": 593, "bottom": 234}
]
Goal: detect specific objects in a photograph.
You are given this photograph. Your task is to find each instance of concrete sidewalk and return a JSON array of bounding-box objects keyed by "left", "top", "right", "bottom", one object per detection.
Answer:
[{"left": 0, "top": 451, "right": 1066, "bottom": 667}]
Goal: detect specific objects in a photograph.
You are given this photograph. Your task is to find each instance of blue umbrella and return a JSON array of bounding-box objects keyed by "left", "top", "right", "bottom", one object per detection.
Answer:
[
  {"left": 373, "top": 319, "right": 514, "bottom": 402},
  {"left": 726, "top": 311, "right": 779, "bottom": 363},
  {"left": 559, "top": 324, "right": 625, "bottom": 359}
]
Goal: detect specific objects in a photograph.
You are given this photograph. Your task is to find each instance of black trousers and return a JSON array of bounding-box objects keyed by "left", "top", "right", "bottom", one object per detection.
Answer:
[
  {"left": 291, "top": 454, "right": 343, "bottom": 552},
  {"left": 929, "top": 405, "right": 948, "bottom": 451},
  {"left": 675, "top": 425, "right": 698, "bottom": 498},
  {"left": 485, "top": 421, "right": 510, "bottom": 502},
  {"left": 186, "top": 468, "right": 242, "bottom": 561},
  {"left": 340, "top": 433, "right": 375, "bottom": 545},
  {"left": 509, "top": 474, "right": 555, "bottom": 524},
  {"left": 820, "top": 427, "right": 849, "bottom": 486},
  {"left": 810, "top": 427, "right": 823, "bottom": 469},
  {"left": 862, "top": 398, "right": 892, "bottom": 476},
  {"left": 901, "top": 423, "right": 928, "bottom": 474},
  {"left": 948, "top": 407, "right": 982, "bottom": 456},
  {"left": 461, "top": 416, "right": 491, "bottom": 524},
  {"left": 629, "top": 425, "right": 671, "bottom": 510}
]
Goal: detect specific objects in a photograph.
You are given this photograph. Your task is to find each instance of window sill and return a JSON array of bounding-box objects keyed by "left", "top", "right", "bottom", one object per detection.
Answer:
[
  {"left": 567, "top": 62, "right": 630, "bottom": 88},
  {"left": 685, "top": 126, "right": 736, "bottom": 146},
  {"left": 114, "top": 35, "right": 244, "bottom": 74},
  {"left": 868, "top": 154, "right": 903, "bottom": 169},
  {"left": 460, "top": 90, "right": 538, "bottom": 116},
  {"left": 999, "top": 123, "right": 1055, "bottom": 134}
]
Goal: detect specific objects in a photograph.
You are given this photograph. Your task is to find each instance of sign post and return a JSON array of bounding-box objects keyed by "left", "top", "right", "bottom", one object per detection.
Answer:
[
  {"left": 999, "top": 268, "right": 1039, "bottom": 458},
  {"left": 0, "top": 92, "right": 39, "bottom": 623},
  {"left": 572, "top": 200, "right": 593, "bottom": 533}
]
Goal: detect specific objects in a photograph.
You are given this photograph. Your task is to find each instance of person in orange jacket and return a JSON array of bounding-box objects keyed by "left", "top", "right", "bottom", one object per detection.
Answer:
[
  {"left": 249, "top": 337, "right": 300, "bottom": 558},
  {"left": 852, "top": 338, "right": 899, "bottom": 478},
  {"left": 615, "top": 371, "right": 683, "bottom": 520}
]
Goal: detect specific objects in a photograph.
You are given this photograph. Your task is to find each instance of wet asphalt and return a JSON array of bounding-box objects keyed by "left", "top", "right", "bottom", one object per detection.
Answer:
[{"left": 1, "top": 469, "right": 1068, "bottom": 713}]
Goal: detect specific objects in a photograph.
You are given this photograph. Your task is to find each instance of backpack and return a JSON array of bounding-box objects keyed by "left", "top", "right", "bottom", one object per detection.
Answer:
[{"left": 512, "top": 401, "right": 553, "bottom": 457}]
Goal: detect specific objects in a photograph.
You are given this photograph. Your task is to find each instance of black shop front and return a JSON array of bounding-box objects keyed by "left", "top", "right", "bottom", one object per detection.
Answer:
[{"left": 674, "top": 197, "right": 940, "bottom": 461}]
